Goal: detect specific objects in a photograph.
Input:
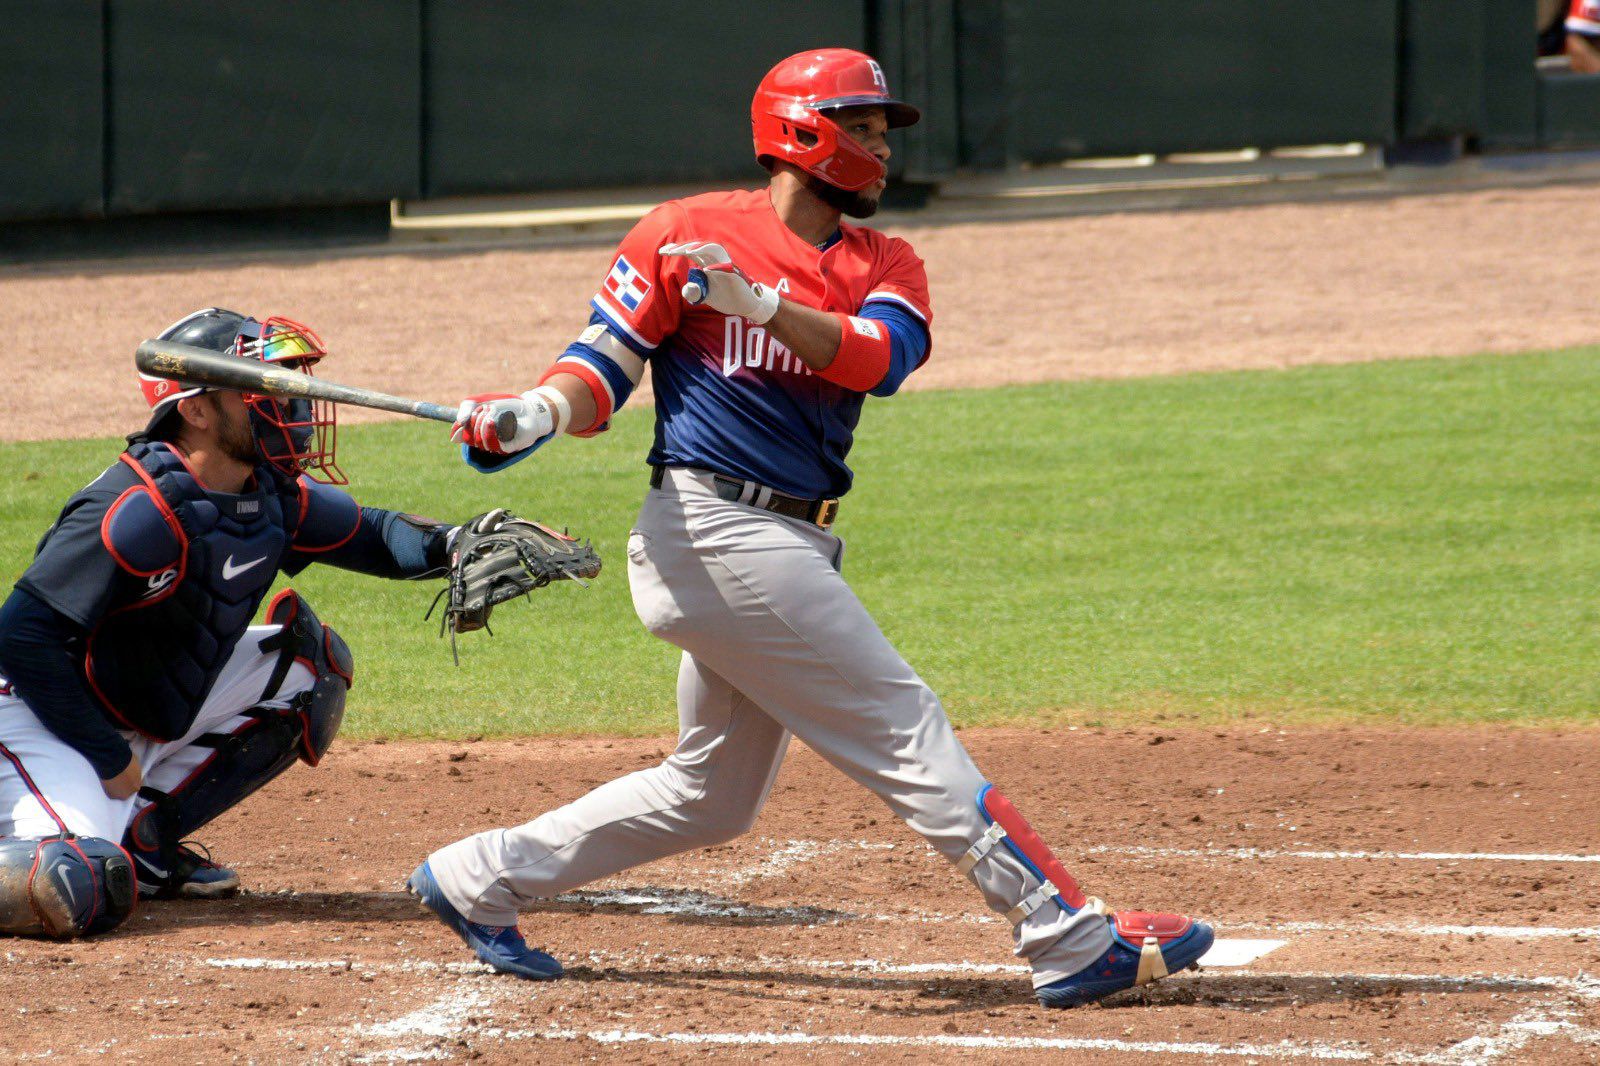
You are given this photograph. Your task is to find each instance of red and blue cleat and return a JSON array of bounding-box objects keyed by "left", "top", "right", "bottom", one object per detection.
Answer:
[
  {"left": 406, "top": 862, "right": 563, "bottom": 981},
  {"left": 1036, "top": 910, "right": 1214, "bottom": 1008}
]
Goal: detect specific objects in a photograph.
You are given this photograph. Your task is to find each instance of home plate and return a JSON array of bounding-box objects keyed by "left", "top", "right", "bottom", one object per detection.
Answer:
[{"left": 1198, "top": 938, "right": 1287, "bottom": 967}]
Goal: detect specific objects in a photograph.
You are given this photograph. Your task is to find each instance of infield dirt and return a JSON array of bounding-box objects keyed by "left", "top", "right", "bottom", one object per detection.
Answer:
[
  {"left": 3, "top": 727, "right": 1597, "bottom": 1063},
  {"left": 4, "top": 183, "right": 1598, "bottom": 441},
  {"left": 4, "top": 183, "right": 1598, "bottom": 1062}
]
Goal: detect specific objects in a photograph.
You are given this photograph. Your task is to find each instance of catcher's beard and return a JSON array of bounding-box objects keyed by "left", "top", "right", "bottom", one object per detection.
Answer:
[
  {"left": 804, "top": 173, "right": 881, "bottom": 219},
  {"left": 213, "top": 398, "right": 260, "bottom": 465}
]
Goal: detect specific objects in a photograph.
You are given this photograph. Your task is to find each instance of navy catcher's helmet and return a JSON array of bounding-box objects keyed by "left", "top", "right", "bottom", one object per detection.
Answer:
[{"left": 138, "top": 308, "right": 343, "bottom": 483}]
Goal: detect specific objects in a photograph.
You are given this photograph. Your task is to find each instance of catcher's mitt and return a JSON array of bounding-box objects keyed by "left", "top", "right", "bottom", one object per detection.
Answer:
[{"left": 428, "top": 509, "right": 601, "bottom": 659}]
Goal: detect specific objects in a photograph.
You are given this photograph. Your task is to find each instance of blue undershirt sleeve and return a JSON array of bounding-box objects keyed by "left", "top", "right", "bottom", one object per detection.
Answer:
[
  {"left": 0, "top": 588, "right": 134, "bottom": 780},
  {"left": 282, "top": 507, "right": 452, "bottom": 580},
  {"left": 859, "top": 299, "right": 931, "bottom": 398}
]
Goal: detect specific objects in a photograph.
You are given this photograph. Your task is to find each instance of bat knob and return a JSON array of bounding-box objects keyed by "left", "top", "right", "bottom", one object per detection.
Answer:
[{"left": 494, "top": 409, "right": 520, "bottom": 445}]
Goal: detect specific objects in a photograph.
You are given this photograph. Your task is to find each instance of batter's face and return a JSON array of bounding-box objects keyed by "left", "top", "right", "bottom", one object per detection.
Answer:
[{"left": 818, "top": 105, "right": 891, "bottom": 218}]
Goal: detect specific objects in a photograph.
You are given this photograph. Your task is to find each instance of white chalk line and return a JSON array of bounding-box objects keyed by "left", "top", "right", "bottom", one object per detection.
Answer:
[
  {"left": 199, "top": 954, "right": 1600, "bottom": 1065},
  {"left": 358, "top": 986, "right": 495, "bottom": 1040},
  {"left": 509, "top": 1027, "right": 1375, "bottom": 1059},
  {"left": 533, "top": 884, "right": 1600, "bottom": 941},
  {"left": 714, "top": 838, "right": 897, "bottom": 888},
  {"left": 1088, "top": 844, "right": 1600, "bottom": 864},
  {"left": 555, "top": 885, "right": 849, "bottom": 924},
  {"left": 199, "top": 946, "right": 1273, "bottom": 980},
  {"left": 199, "top": 954, "right": 1600, "bottom": 1001},
  {"left": 1235, "top": 919, "right": 1600, "bottom": 940},
  {"left": 1384, "top": 979, "right": 1600, "bottom": 1065},
  {"left": 205, "top": 956, "right": 498, "bottom": 975},
  {"left": 1392, "top": 1010, "right": 1600, "bottom": 1066}
]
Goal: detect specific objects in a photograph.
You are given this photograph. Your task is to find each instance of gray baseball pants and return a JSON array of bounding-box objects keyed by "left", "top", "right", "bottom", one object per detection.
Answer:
[{"left": 426, "top": 467, "right": 1111, "bottom": 985}]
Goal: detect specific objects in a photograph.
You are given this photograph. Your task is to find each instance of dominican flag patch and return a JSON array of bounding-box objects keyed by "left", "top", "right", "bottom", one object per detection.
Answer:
[{"left": 603, "top": 255, "right": 652, "bottom": 313}]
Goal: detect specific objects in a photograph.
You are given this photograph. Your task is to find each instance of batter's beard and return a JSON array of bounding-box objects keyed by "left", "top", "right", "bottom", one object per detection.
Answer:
[{"left": 804, "top": 174, "right": 881, "bottom": 219}]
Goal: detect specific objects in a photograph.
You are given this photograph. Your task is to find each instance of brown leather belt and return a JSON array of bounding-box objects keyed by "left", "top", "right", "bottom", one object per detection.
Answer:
[{"left": 649, "top": 465, "right": 840, "bottom": 530}]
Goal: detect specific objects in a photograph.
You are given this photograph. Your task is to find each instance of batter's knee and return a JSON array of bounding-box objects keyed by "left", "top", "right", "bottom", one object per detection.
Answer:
[
  {"left": 652, "top": 763, "right": 768, "bottom": 847},
  {"left": 683, "top": 794, "right": 763, "bottom": 845},
  {"left": 0, "top": 836, "right": 136, "bottom": 938}
]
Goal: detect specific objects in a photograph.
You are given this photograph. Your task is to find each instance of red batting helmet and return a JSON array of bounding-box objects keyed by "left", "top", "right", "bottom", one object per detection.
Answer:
[{"left": 751, "top": 48, "right": 921, "bottom": 192}]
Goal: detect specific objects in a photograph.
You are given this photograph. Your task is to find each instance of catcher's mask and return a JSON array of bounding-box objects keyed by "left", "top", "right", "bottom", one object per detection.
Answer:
[
  {"left": 142, "top": 308, "right": 343, "bottom": 484},
  {"left": 239, "top": 317, "right": 342, "bottom": 484}
]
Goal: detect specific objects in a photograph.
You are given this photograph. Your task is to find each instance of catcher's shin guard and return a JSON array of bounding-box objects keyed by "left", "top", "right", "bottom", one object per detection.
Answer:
[
  {"left": 958, "top": 784, "right": 1098, "bottom": 924},
  {"left": 124, "top": 599, "right": 351, "bottom": 898},
  {"left": 0, "top": 836, "right": 136, "bottom": 938},
  {"left": 259, "top": 589, "right": 354, "bottom": 764}
]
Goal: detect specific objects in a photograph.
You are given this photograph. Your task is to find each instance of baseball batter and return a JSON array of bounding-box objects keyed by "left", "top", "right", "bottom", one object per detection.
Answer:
[
  {"left": 0, "top": 310, "right": 477, "bottom": 937},
  {"left": 1568, "top": 0, "right": 1600, "bottom": 72},
  {"left": 412, "top": 49, "right": 1213, "bottom": 1008}
]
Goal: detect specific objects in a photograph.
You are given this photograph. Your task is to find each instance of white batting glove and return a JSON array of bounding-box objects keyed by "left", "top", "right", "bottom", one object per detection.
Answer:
[
  {"left": 450, "top": 391, "right": 557, "bottom": 454},
  {"left": 658, "top": 241, "right": 781, "bottom": 325}
]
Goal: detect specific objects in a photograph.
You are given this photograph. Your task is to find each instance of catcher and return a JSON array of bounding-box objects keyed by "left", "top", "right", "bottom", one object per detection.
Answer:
[{"left": 0, "top": 308, "right": 595, "bottom": 938}]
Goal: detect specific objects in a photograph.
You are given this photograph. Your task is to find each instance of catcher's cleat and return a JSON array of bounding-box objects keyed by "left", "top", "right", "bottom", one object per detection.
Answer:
[
  {"left": 406, "top": 862, "right": 563, "bottom": 981},
  {"left": 1036, "top": 911, "right": 1214, "bottom": 1009},
  {"left": 129, "top": 840, "right": 240, "bottom": 900}
]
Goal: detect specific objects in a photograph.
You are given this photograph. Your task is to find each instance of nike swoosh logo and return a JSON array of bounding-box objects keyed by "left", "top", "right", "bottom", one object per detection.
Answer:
[
  {"left": 222, "top": 554, "right": 270, "bottom": 581},
  {"left": 56, "top": 868, "right": 78, "bottom": 910}
]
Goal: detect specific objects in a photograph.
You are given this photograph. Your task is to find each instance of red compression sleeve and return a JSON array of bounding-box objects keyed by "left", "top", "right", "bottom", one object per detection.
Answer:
[{"left": 817, "top": 314, "right": 893, "bottom": 392}]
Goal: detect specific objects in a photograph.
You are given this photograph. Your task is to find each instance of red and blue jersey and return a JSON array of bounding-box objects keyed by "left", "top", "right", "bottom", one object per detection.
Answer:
[
  {"left": 585, "top": 188, "right": 932, "bottom": 499},
  {"left": 1571, "top": 0, "right": 1600, "bottom": 38}
]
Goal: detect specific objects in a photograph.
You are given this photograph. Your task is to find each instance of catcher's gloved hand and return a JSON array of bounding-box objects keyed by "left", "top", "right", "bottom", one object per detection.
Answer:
[
  {"left": 428, "top": 509, "right": 602, "bottom": 660},
  {"left": 658, "top": 241, "right": 781, "bottom": 324}
]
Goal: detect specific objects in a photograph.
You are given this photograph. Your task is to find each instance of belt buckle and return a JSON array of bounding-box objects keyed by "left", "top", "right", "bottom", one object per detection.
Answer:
[{"left": 815, "top": 498, "right": 840, "bottom": 529}]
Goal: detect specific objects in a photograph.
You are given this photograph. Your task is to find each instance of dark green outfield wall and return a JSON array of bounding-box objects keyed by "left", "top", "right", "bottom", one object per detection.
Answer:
[
  {"left": 0, "top": 1, "right": 104, "bottom": 220},
  {"left": 1, "top": 2, "right": 1593, "bottom": 223},
  {"left": 107, "top": 3, "right": 422, "bottom": 215},
  {"left": 424, "top": 2, "right": 866, "bottom": 196},
  {"left": 1006, "top": 2, "right": 1400, "bottom": 160}
]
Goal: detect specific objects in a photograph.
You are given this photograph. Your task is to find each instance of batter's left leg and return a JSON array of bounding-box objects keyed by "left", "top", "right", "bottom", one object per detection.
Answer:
[{"left": 424, "top": 652, "right": 790, "bottom": 927}]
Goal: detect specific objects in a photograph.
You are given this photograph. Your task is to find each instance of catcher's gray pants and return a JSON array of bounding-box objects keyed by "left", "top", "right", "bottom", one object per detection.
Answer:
[{"left": 426, "top": 468, "right": 1111, "bottom": 985}]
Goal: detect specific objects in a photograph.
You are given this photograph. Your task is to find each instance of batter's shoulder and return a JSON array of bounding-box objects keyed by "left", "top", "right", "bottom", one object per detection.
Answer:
[
  {"left": 667, "top": 188, "right": 770, "bottom": 224},
  {"left": 843, "top": 222, "right": 923, "bottom": 264}
]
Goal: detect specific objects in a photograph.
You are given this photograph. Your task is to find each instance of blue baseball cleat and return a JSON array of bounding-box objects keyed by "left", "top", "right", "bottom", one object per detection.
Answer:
[
  {"left": 1037, "top": 911, "right": 1214, "bottom": 1008},
  {"left": 406, "top": 862, "right": 563, "bottom": 981}
]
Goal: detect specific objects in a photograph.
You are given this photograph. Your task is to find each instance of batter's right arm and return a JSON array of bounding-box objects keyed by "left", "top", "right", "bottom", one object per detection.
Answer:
[
  {"left": 452, "top": 208, "right": 677, "bottom": 469},
  {"left": 450, "top": 322, "right": 646, "bottom": 464}
]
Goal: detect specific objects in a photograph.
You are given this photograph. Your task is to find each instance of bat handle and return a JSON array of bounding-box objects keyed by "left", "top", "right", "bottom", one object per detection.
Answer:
[{"left": 494, "top": 408, "right": 520, "bottom": 445}]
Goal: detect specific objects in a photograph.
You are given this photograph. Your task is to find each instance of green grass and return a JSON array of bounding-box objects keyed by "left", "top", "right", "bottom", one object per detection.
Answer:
[{"left": 3, "top": 348, "right": 1596, "bottom": 736}]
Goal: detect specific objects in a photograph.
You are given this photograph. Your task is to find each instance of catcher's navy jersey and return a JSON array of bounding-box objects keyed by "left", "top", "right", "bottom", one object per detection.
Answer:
[
  {"left": 589, "top": 189, "right": 932, "bottom": 499},
  {"left": 0, "top": 442, "right": 449, "bottom": 771}
]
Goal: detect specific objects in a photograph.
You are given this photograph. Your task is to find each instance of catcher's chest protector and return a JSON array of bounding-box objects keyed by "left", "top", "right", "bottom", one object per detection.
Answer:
[{"left": 83, "top": 441, "right": 301, "bottom": 741}]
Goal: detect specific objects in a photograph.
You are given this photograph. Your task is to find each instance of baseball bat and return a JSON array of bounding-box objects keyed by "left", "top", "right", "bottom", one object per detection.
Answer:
[{"left": 135, "top": 339, "right": 519, "bottom": 442}]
